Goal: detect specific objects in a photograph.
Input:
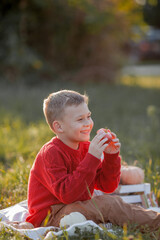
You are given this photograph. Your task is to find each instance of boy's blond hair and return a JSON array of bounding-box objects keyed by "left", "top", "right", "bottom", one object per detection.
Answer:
[{"left": 43, "top": 90, "right": 88, "bottom": 130}]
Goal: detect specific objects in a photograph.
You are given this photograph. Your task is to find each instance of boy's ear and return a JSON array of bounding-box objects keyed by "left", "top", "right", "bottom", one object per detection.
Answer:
[{"left": 52, "top": 120, "right": 63, "bottom": 133}]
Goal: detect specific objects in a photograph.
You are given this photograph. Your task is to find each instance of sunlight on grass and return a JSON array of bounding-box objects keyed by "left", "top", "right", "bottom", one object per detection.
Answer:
[{"left": 121, "top": 76, "right": 160, "bottom": 89}]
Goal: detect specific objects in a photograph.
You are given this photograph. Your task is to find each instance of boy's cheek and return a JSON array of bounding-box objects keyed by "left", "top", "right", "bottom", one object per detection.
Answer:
[{"left": 91, "top": 119, "right": 94, "bottom": 129}]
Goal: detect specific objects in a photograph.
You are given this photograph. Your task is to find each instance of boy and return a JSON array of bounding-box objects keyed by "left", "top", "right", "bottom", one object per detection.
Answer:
[{"left": 26, "top": 90, "right": 160, "bottom": 232}]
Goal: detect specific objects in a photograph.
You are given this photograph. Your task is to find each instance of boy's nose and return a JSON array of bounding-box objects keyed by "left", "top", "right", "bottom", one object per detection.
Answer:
[{"left": 84, "top": 119, "right": 91, "bottom": 126}]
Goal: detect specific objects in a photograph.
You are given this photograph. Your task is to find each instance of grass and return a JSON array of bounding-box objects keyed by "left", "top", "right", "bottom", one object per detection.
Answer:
[
  {"left": 0, "top": 77, "right": 160, "bottom": 239},
  {"left": 121, "top": 75, "right": 160, "bottom": 89}
]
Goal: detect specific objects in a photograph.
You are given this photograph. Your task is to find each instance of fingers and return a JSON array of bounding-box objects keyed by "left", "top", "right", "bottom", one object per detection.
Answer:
[
  {"left": 112, "top": 137, "right": 121, "bottom": 149},
  {"left": 92, "top": 131, "right": 106, "bottom": 143},
  {"left": 92, "top": 132, "right": 109, "bottom": 150},
  {"left": 92, "top": 130, "right": 121, "bottom": 150},
  {"left": 112, "top": 138, "right": 119, "bottom": 143},
  {"left": 89, "top": 132, "right": 109, "bottom": 159},
  {"left": 93, "top": 132, "right": 120, "bottom": 145},
  {"left": 95, "top": 129, "right": 121, "bottom": 154},
  {"left": 114, "top": 142, "right": 121, "bottom": 148},
  {"left": 97, "top": 138, "right": 109, "bottom": 150},
  {"left": 111, "top": 132, "right": 116, "bottom": 138},
  {"left": 101, "top": 143, "right": 109, "bottom": 152}
]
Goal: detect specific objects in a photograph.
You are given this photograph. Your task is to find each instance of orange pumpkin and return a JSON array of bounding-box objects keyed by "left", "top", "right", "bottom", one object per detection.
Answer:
[{"left": 120, "top": 165, "right": 144, "bottom": 185}]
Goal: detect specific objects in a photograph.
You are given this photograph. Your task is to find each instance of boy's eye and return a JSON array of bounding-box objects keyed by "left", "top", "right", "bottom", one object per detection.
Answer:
[{"left": 77, "top": 114, "right": 91, "bottom": 121}]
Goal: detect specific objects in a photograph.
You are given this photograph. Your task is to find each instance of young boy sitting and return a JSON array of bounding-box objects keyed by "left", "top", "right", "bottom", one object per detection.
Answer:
[{"left": 25, "top": 90, "right": 160, "bottom": 232}]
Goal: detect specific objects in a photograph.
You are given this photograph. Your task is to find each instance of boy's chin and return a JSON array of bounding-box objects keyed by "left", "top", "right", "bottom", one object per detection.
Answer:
[{"left": 80, "top": 136, "right": 90, "bottom": 142}]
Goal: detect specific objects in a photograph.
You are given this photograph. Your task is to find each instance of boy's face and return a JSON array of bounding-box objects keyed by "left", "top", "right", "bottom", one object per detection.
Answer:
[{"left": 59, "top": 102, "right": 93, "bottom": 149}]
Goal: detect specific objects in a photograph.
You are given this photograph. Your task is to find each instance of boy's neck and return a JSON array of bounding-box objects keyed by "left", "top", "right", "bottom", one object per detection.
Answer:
[{"left": 57, "top": 136, "right": 80, "bottom": 150}]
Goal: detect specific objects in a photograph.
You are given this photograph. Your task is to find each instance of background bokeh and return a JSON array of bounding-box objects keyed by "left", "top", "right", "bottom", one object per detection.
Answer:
[{"left": 1, "top": 0, "right": 154, "bottom": 84}]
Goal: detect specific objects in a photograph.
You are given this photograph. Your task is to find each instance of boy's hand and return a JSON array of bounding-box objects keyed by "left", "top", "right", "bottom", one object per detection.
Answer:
[
  {"left": 88, "top": 131, "right": 109, "bottom": 159},
  {"left": 104, "top": 131, "right": 121, "bottom": 154}
]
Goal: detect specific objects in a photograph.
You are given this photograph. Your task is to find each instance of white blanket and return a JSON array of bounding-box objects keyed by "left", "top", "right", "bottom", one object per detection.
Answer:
[
  {"left": 0, "top": 200, "right": 160, "bottom": 240},
  {"left": 0, "top": 200, "right": 103, "bottom": 239}
]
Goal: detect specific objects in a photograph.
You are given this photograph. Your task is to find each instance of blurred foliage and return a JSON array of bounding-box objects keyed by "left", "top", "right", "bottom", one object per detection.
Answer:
[
  {"left": 143, "top": 0, "right": 160, "bottom": 28},
  {"left": 0, "top": 0, "right": 143, "bottom": 83}
]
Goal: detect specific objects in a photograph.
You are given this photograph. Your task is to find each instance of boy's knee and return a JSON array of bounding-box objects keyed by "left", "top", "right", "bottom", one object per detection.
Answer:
[{"left": 93, "top": 194, "right": 126, "bottom": 213}]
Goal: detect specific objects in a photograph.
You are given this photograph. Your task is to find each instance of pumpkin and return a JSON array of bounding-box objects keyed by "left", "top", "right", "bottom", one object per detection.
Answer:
[
  {"left": 120, "top": 165, "right": 144, "bottom": 185},
  {"left": 60, "top": 212, "right": 87, "bottom": 227}
]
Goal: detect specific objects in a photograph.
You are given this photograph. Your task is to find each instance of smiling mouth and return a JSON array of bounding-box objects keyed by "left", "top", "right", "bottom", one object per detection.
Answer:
[{"left": 81, "top": 130, "right": 90, "bottom": 134}]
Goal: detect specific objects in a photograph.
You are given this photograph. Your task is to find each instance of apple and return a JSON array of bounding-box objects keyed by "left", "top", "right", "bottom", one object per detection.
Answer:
[{"left": 97, "top": 128, "right": 112, "bottom": 144}]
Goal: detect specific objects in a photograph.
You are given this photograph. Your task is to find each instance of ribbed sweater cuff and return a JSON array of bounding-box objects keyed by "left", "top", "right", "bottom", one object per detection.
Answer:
[
  {"left": 84, "top": 152, "right": 101, "bottom": 169},
  {"left": 104, "top": 151, "right": 120, "bottom": 162}
]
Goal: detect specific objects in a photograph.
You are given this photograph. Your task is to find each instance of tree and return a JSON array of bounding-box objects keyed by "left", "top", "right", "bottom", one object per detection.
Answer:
[
  {"left": 0, "top": 0, "right": 143, "bottom": 83},
  {"left": 143, "top": 0, "right": 160, "bottom": 28}
]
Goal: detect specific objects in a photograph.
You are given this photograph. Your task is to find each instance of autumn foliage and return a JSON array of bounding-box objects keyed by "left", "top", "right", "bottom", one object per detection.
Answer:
[{"left": 0, "top": 0, "right": 143, "bottom": 83}]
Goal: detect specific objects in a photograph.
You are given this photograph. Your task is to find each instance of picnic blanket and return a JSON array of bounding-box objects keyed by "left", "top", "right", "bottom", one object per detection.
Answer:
[
  {"left": 0, "top": 200, "right": 160, "bottom": 239},
  {"left": 0, "top": 200, "right": 103, "bottom": 239}
]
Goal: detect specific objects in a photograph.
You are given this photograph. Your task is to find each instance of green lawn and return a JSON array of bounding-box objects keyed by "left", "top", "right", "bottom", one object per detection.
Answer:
[{"left": 0, "top": 79, "right": 160, "bottom": 239}]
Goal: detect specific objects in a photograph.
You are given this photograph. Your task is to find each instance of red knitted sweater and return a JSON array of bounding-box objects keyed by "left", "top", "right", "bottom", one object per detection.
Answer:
[{"left": 26, "top": 137, "right": 121, "bottom": 227}]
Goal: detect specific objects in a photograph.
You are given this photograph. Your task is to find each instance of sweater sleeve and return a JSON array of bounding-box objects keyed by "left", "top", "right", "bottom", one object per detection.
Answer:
[
  {"left": 35, "top": 147, "right": 101, "bottom": 204},
  {"left": 94, "top": 152, "right": 121, "bottom": 193}
]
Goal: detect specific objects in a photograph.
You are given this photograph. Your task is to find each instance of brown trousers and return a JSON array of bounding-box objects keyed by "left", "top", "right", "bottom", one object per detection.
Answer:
[{"left": 41, "top": 195, "right": 160, "bottom": 232}]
